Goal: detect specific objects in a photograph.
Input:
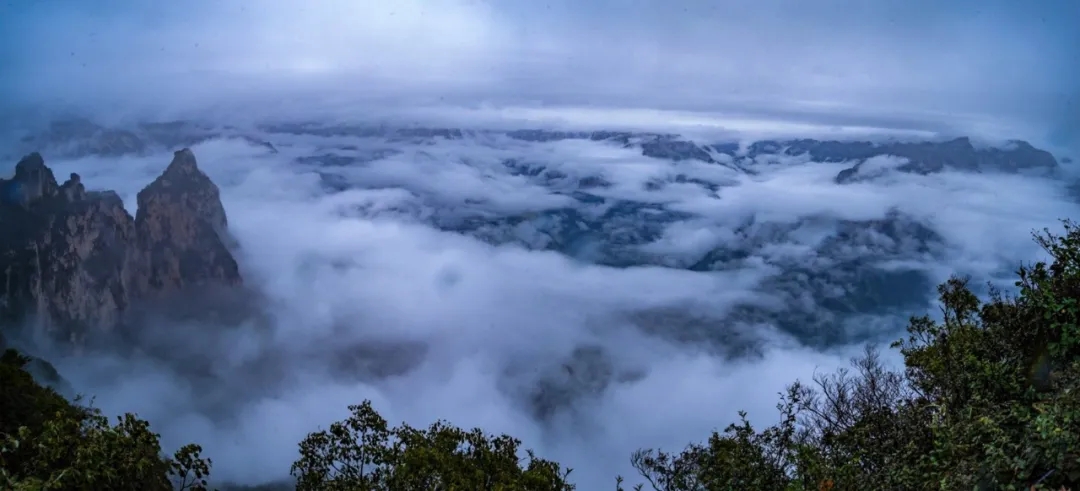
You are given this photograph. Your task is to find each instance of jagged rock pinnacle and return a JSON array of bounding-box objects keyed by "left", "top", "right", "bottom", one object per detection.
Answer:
[
  {"left": 59, "top": 172, "right": 87, "bottom": 202},
  {"left": 0, "top": 149, "right": 242, "bottom": 347},
  {"left": 164, "top": 148, "right": 200, "bottom": 177},
  {"left": 138, "top": 147, "right": 229, "bottom": 235},
  {"left": 5, "top": 153, "right": 59, "bottom": 207}
]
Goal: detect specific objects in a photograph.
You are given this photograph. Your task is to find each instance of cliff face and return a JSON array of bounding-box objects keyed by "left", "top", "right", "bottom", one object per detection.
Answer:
[
  {"left": 0, "top": 149, "right": 241, "bottom": 347},
  {"left": 134, "top": 149, "right": 239, "bottom": 294}
]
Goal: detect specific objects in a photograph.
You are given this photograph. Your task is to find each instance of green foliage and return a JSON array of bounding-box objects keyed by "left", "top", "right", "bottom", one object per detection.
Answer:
[
  {"left": 624, "top": 221, "right": 1080, "bottom": 490},
  {"left": 290, "top": 400, "right": 575, "bottom": 491},
  {"left": 0, "top": 348, "right": 214, "bottom": 491}
]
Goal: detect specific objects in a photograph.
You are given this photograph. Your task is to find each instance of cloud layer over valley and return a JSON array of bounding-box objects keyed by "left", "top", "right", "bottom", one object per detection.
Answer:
[
  {"left": 2, "top": 0, "right": 1079, "bottom": 488},
  {"left": 3, "top": 123, "right": 1078, "bottom": 488}
]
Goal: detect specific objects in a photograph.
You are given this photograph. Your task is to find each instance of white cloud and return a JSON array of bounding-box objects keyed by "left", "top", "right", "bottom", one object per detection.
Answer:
[
  {"left": 17, "top": 128, "right": 1072, "bottom": 488},
  {"left": 3, "top": 0, "right": 1078, "bottom": 487}
]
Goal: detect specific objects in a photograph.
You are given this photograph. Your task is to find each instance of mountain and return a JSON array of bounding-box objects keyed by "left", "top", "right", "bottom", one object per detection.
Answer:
[
  {"left": 1, "top": 119, "right": 1070, "bottom": 488},
  {"left": 0, "top": 149, "right": 242, "bottom": 350},
  {"left": 3, "top": 120, "right": 1065, "bottom": 351},
  {"left": 262, "top": 124, "right": 1059, "bottom": 180},
  {"left": 6, "top": 120, "right": 1059, "bottom": 181},
  {"left": 505, "top": 130, "right": 1057, "bottom": 175},
  {"left": 274, "top": 125, "right": 1065, "bottom": 345},
  {"left": 5, "top": 118, "right": 277, "bottom": 161}
]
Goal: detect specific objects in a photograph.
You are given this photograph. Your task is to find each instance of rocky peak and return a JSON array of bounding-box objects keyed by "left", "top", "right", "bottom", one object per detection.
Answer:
[
  {"left": 58, "top": 173, "right": 87, "bottom": 202},
  {"left": 0, "top": 149, "right": 241, "bottom": 348},
  {"left": 162, "top": 148, "right": 200, "bottom": 176},
  {"left": 134, "top": 149, "right": 238, "bottom": 294},
  {"left": 138, "top": 149, "right": 228, "bottom": 235},
  {"left": 2, "top": 153, "right": 59, "bottom": 208}
]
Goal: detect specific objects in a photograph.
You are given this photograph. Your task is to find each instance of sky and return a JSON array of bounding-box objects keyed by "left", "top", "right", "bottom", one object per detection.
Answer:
[
  {"left": 0, "top": 0, "right": 1077, "bottom": 147},
  {"left": 2, "top": 1, "right": 1080, "bottom": 489}
]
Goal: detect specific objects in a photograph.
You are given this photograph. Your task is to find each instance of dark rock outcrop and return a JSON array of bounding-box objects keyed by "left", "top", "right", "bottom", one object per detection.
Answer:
[
  {"left": 634, "top": 135, "right": 1059, "bottom": 179},
  {"left": 825, "top": 138, "right": 1059, "bottom": 183},
  {"left": 500, "top": 129, "right": 1060, "bottom": 177},
  {"left": 134, "top": 149, "right": 239, "bottom": 294},
  {"left": 0, "top": 149, "right": 241, "bottom": 347},
  {"left": 641, "top": 138, "right": 716, "bottom": 162}
]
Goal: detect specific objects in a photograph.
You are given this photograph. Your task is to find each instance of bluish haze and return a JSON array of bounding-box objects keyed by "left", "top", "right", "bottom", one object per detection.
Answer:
[
  {"left": 1, "top": 1, "right": 1078, "bottom": 489},
  {"left": 1, "top": 0, "right": 1077, "bottom": 147}
]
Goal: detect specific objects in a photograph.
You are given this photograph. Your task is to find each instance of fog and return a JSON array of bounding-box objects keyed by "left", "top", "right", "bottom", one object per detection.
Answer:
[
  {"left": 2, "top": 0, "right": 1079, "bottom": 489},
  {"left": 9, "top": 130, "right": 1072, "bottom": 488}
]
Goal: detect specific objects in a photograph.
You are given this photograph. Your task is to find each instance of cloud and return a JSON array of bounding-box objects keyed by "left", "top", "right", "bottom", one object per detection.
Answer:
[
  {"left": 3, "top": 0, "right": 1079, "bottom": 488},
  {"left": 2, "top": 0, "right": 1077, "bottom": 143},
  {"left": 14, "top": 129, "right": 1075, "bottom": 488}
]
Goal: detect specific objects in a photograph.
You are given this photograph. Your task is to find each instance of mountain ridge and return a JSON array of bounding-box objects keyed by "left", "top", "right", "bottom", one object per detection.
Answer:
[
  {"left": 6, "top": 119, "right": 1061, "bottom": 182},
  {"left": 0, "top": 148, "right": 242, "bottom": 350},
  {"left": 2, "top": 121, "right": 1064, "bottom": 351}
]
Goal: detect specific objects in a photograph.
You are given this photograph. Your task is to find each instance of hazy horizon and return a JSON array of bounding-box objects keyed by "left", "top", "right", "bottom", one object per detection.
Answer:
[
  {"left": 2, "top": 1, "right": 1078, "bottom": 489},
  {"left": 1, "top": 0, "right": 1078, "bottom": 148}
]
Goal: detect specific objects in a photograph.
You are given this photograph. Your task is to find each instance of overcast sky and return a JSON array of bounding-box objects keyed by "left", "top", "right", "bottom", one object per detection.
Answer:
[{"left": 1, "top": 0, "right": 1077, "bottom": 145}]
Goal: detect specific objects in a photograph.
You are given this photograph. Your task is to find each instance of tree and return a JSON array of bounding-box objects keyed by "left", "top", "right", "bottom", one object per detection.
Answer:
[
  {"left": 291, "top": 400, "right": 575, "bottom": 491},
  {"left": 0, "top": 348, "right": 214, "bottom": 491},
  {"left": 624, "top": 221, "right": 1080, "bottom": 490}
]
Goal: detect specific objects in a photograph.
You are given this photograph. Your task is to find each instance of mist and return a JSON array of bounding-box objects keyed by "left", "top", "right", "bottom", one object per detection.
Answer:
[
  {"left": 9, "top": 130, "right": 1073, "bottom": 488},
  {"left": 2, "top": 0, "right": 1079, "bottom": 489}
]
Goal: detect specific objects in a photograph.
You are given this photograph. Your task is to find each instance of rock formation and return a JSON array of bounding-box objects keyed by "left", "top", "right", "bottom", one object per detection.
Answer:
[
  {"left": 134, "top": 149, "right": 239, "bottom": 294},
  {"left": 0, "top": 149, "right": 241, "bottom": 348}
]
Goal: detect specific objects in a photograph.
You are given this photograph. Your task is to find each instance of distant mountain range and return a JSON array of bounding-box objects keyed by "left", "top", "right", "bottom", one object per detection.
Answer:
[
  {"left": 8, "top": 118, "right": 1062, "bottom": 181},
  {"left": 3, "top": 118, "right": 1068, "bottom": 351}
]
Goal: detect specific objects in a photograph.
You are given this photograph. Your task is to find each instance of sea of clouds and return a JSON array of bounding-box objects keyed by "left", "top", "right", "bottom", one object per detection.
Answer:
[
  {"left": 1, "top": 123, "right": 1071, "bottom": 489},
  {"left": 2, "top": 0, "right": 1078, "bottom": 487}
]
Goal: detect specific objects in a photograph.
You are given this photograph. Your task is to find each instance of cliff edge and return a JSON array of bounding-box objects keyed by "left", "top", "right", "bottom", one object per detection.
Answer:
[{"left": 0, "top": 149, "right": 241, "bottom": 347}]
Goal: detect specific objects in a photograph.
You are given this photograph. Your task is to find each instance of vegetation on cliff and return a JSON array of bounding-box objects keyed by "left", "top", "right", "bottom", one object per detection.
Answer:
[{"left": 4, "top": 221, "right": 1080, "bottom": 490}]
